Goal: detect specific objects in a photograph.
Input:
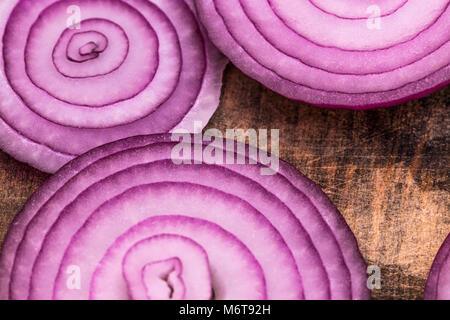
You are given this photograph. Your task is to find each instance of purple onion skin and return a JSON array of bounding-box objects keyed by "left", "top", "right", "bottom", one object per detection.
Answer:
[
  {"left": 0, "top": 134, "right": 370, "bottom": 300},
  {"left": 0, "top": 0, "right": 227, "bottom": 173},
  {"left": 425, "top": 233, "right": 450, "bottom": 300},
  {"left": 194, "top": 0, "right": 450, "bottom": 109}
]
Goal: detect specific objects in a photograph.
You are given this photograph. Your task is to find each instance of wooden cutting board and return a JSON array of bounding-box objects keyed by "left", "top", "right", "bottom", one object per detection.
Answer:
[{"left": 0, "top": 65, "right": 448, "bottom": 299}]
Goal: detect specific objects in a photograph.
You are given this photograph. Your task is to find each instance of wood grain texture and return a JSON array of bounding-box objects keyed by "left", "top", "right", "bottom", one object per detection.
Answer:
[{"left": 0, "top": 65, "right": 449, "bottom": 300}]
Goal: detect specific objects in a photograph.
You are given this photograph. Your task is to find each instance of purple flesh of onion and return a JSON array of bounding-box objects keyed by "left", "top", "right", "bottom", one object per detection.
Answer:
[
  {"left": 0, "top": 134, "right": 369, "bottom": 300},
  {"left": 194, "top": 0, "right": 450, "bottom": 109},
  {"left": 0, "top": 0, "right": 227, "bottom": 173},
  {"left": 425, "top": 233, "right": 450, "bottom": 300}
]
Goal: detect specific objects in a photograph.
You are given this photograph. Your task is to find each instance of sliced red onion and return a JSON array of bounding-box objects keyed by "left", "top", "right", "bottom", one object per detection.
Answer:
[
  {"left": 0, "top": 134, "right": 369, "bottom": 300},
  {"left": 425, "top": 233, "right": 450, "bottom": 300},
  {"left": 0, "top": 0, "right": 227, "bottom": 173},
  {"left": 194, "top": 0, "right": 450, "bottom": 108}
]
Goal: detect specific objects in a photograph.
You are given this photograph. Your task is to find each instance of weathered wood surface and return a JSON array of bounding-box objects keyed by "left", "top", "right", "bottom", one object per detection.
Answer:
[{"left": 0, "top": 65, "right": 448, "bottom": 299}]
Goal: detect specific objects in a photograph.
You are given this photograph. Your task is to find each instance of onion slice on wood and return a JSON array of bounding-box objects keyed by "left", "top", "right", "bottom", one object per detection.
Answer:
[
  {"left": 194, "top": 0, "right": 450, "bottom": 108},
  {"left": 425, "top": 233, "right": 450, "bottom": 300},
  {"left": 0, "top": 134, "right": 369, "bottom": 300},
  {"left": 0, "top": 0, "right": 227, "bottom": 173}
]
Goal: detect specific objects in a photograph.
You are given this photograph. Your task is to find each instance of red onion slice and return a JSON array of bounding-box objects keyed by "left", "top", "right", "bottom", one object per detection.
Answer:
[
  {"left": 0, "top": 0, "right": 227, "bottom": 173},
  {"left": 0, "top": 134, "right": 369, "bottom": 300},
  {"left": 194, "top": 0, "right": 450, "bottom": 108},
  {"left": 425, "top": 233, "right": 450, "bottom": 300}
]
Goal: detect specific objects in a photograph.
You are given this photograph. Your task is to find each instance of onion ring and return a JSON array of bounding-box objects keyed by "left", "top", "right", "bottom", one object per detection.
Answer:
[
  {"left": 0, "top": 0, "right": 227, "bottom": 173},
  {"left": 194, "top": 0, "right": 449, "bottom": 108},
  {"left": 425, "top": 233, "right": 450, "bottom": 300},
  {"left": 0, "top": 134, "right": 369, "bottom": 300}
]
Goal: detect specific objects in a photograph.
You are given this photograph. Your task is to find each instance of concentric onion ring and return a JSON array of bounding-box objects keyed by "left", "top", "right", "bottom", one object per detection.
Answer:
[
  {"left": 194, "top": 0, "right": 450, "bottom": 108},
  {"left": 0, "top": 0, "right": 227, "bottom": 173},
  {"left": 425, "top": 233, "right": 450, "bottom": 300},
  {"left": 0, "top": 134, "right": 369, "bottom": 300}
]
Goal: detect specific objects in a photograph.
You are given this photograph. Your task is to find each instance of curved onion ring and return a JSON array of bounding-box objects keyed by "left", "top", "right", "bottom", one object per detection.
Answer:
[
  {"left": 194, "top": 0, "right": 450, "bottom": 108},
  {"left": 425, "top": 233, "right": 450, "bottom": 300},
  {"left": 0, "top": 0, "right": 227, "bottom": 173},
  {"left": 0, "top": 134, "right": 369, "bottom": 300}
]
